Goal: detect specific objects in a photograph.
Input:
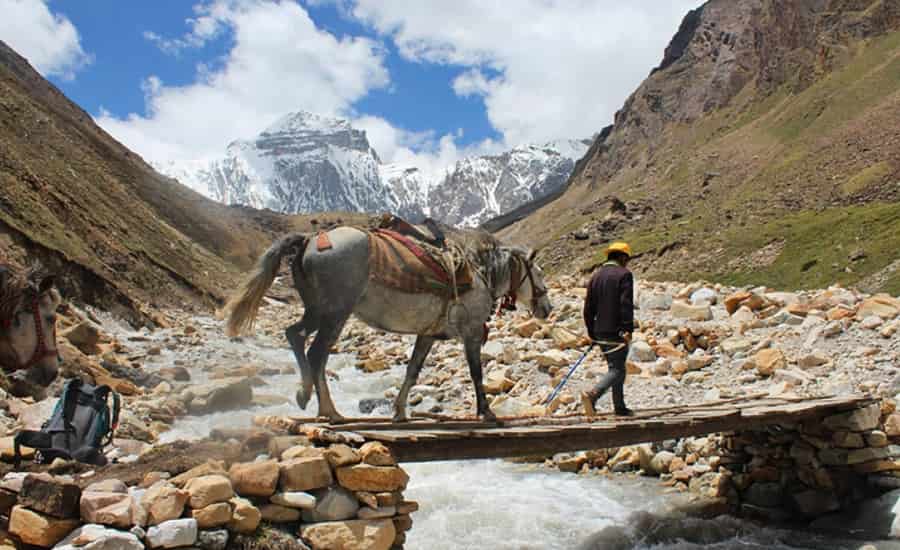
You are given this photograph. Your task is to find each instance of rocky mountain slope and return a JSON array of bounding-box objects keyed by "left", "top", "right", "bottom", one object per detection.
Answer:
[
  {"left": 499, "top": 0, "right": 900, "bottom": 294},
  {"left": 157, "top": 112, "right": 589, "bottom": 227},
  {"left": 0, "top": 40, "right": 349, "bottom": 322}
]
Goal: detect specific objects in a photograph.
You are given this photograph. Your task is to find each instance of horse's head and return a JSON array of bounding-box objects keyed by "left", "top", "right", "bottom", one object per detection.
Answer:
[
  {"left": 507, "top": 248, "right": 552, "bottom": 320},
  {"left": 0, "top": 265, "right": 62, "bottom": 399}
]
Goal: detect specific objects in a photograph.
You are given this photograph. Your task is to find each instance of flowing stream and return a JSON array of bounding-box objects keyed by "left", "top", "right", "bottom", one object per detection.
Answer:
[{"left": 115, "top": 316, "right": 891, "bottom": 549}]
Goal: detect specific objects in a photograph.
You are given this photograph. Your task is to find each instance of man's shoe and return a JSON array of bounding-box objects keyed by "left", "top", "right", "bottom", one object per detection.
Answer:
[
  {"left": 581, "top": 392, "right": 597, "bottom": 417},
  {"left": 614, "top": 408, "right": 634, "bottom": 417}
]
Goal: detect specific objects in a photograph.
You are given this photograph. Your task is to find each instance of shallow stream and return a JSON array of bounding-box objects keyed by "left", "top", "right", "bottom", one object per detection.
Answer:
[{"left": 112, "top": 315, "right": 892, "bottom": 550}]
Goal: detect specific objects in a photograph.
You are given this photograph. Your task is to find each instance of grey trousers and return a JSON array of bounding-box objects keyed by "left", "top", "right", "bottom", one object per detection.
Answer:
[{"left": 589, "top": 342, "right": 629, "bottom": 411}]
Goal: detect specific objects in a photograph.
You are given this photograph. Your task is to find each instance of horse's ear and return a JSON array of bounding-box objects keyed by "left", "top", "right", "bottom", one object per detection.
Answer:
[{"left": 38, "top": 274, "right": 56, "bottom": 294}]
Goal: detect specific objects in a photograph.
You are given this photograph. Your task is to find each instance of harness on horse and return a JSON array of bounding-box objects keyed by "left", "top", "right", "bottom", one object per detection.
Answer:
[
  {"left": 496, "top": 254, "right": 548, "bottom": 316},
  {"left": 0, "top": 294, "right": 58, "bottom": 373}
]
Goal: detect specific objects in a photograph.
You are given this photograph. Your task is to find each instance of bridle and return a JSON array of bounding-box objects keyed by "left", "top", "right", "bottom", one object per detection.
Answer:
[
  {"left": 497, "top": 253, "right": 548, "bottom": 315},
  {"left": 0, "top": 294, "right": 58, "bottom": 373}
]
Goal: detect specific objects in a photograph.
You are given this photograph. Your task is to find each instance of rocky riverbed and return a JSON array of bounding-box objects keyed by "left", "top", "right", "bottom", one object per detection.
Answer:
[{"left": 0, "top": 277, "right": 898, "bottom": 548}]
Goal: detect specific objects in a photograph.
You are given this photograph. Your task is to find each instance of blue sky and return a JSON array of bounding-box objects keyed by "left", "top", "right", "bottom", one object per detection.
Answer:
[
  {"left": 46, "top": 1, "right": 502, "bottom": 147},
  {"left": 1, "top": 0, "right": 701, "bottom": 170}
]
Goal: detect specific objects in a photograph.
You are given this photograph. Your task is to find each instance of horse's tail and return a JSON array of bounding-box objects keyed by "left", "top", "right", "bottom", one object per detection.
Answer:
[{"left": 224, "top": 233, "right": 309, "bottom": 337}]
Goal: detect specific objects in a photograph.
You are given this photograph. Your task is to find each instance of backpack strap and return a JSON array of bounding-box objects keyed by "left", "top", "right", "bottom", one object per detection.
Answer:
[{"left": 104, "top": 390, "right": 121, "bottom": 447}]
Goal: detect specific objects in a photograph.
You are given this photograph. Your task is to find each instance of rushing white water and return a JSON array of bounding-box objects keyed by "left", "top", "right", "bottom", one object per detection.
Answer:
[{"left": 111, "top": 316, "right": 887, "bottom": 550}]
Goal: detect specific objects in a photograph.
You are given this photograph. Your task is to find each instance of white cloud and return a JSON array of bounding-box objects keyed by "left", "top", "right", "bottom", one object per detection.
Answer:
[
  {"left": 0, "top": 0, "right": 92, "bottom": 79},
  {"left": 98, "top": 0, "right": 390, "bottom": 163},
  {"left": 354, "top": 114, "right": 502, "bottom": 181},
  {"left": 348, "top": 0, "right": 703, "bottom": 145}
]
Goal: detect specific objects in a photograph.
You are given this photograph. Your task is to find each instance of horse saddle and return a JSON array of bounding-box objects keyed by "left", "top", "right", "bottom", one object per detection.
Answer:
[{"left": 375, "top": 214, "right": 446, "bottom": 249}]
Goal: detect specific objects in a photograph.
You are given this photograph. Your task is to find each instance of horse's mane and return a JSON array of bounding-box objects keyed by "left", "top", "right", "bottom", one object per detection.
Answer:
[{"left": 444, "top": 227, "right": 510, "bottom": 294}]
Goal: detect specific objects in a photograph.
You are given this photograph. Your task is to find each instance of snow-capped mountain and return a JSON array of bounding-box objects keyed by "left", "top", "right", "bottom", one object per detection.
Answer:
[
  {"left": 155, "top": 111, "right": 588, "bottom": 227},
  {"left": 427, "top": 140, "right": 590, "bottom": 226}
]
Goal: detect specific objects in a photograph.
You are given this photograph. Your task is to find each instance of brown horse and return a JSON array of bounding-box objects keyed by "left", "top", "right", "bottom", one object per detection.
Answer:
[{"left": 0, "top": 264, "right": 61, "bottom": 399}]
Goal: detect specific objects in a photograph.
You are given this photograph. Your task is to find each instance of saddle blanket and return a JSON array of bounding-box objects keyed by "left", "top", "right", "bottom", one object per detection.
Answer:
[{"left": 367, "top": 229, "right": 473, "bottom": 297}]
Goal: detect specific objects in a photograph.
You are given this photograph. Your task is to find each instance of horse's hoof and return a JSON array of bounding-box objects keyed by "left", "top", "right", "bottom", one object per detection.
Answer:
[{"left": 296, "top": 388, "right": 311, "bottom": 410}]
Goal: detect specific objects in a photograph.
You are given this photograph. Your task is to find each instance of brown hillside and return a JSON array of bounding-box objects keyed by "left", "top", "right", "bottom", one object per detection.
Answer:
[
  {"left": 500, "top": 0, "right": 900, "bottom": 294},
  {"left": 0, "top": 40, "right": 356, "bottom": 322}
]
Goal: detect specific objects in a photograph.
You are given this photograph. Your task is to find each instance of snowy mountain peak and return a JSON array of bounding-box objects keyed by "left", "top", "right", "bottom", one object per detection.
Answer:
[
  {"left": 155, "top": 111, "right": 589, "bottom": 227},
  {"left": 265, "top": 110, "right": 352, "bottom": 134}
]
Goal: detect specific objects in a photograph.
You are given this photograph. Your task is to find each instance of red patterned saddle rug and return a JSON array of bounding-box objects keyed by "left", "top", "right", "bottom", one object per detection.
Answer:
[{"left": 368, "top": 229, "right": 473, "bottom": 297}]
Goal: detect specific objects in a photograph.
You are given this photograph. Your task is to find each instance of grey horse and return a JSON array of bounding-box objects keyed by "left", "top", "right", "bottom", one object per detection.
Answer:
[{"left": 225, "top": 225, "right": 552, "bottom": 422}]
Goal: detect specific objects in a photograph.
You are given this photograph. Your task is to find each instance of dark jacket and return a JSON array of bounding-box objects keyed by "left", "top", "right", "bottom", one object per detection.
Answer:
[{"left": 583, "top": 263, "right": 634, "bottom": 341}]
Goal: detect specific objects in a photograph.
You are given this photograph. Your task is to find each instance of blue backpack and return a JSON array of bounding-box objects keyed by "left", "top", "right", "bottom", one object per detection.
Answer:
[{"left": 14, "top": 378, "right": 120, "bottom": 466}]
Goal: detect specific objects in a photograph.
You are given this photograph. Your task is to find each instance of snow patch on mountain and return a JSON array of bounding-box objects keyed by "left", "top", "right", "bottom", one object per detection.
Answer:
[{"left": 155, "top": 111, "right": 588, "bottom": 226}]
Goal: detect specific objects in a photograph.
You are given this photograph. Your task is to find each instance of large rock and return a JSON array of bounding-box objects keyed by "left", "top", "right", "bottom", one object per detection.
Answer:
[
  {"left": 858, "top": 295, "right": 900, "bottom": 320},
  {"left": 170, "top": 460, "right": 227, "bottom": 487},
  {"left": 670, "top": 301, "right": 712, "bottom": 321},
  {"left": 534, "top": 350, "right": 569, "bottom": 368},
  {"left": 754, "top": 349, "right": 786, "bottom": 377},
  {"left": 186, "top": 378, "right": 253, "bottom": 414},
  {"left": 20, "top": 474, "right": 81, "bottom": 519},
  {"left": 140, "top": 483, "right": 189, "bottom": 525},
  {"left": 302, "top": 486, "right": 360, "bottom": 522},
  {"left": 743, "top": 482, "right": 783, "bottom": 508},
  {"left": 550, "top": 327, "right": 581, "bottom": 350},
  {"left": 227, "top": 496, "right": 261, "bottom": 534},
  {"left": 10, "top": 505, "right": 79, "bottom": 546},
  {"left": 690, "top": 288, "right": 717, "bottom": 306},
  {"left": 184, "top": 475, "right": 234, "bottom": 509},
  {"left": 197, "top": 529, "right": 229, "bottom": 550},
  {"left": 648, "top": 451, "right": 677, "bottom": 475},
  {"left": 146, "top": 518, "right": 198, "bottom": 549},
  {"left": 271, "top": 491, "right": 317, "bottom": 509},
  {"left": 61, "top": 322, "right": 102, "bottom": 355},
  {"left": 823, "top": 404, "right": 881, "bottom": 432},
  {"left": 336, "top": 465, "right": 409, "bottom": 492},
  {"left": 720, "top": 337, "right": 752, "bottom": 355},
  {"left": 325, "top": 444, "right": 361, "bottom": 468},
  {"left": 79, "top": 491, "right": 135, "bottom": 529},
  {"left": 260, "top": 503, "right": 301, "bottom": 523},
  {"left": 229, "top": 461, "right": 279, "bottom": 497},
  {"left": 484, "top": 370, "right": 514, "bottom": 394},
  {"left": 359, "top": 442, "right": 396, "bottom": 467},
  {"left": 300, "top": 519, "right": 395, "bottom": 550},
  {"left": 514, "top": 319, "right": 543, "bottom": 338},
  {"left": 630, "top": 340, "right": 656, "bottom": 362},
  {"left": 191, "top": 502, "right": 232, "bottom": 529},
  {"left": 489, "top": 395, "right": 546, "bottom": 417},
  {"left": 280, "top": 456, "right": 333, "bottom": 492},
  {"left": 54, "top": 524, "right": 143, "bottom": 550}
]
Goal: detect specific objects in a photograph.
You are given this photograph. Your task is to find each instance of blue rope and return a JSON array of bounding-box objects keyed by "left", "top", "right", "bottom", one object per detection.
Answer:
[{"left": 543, "top": 344, "right": 593, "bottom": 406}]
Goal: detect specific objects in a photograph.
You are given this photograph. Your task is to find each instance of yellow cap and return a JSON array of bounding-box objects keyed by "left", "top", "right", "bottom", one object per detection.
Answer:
[{"left": 605, "top": 242, "right": 632, "bottom": 259}]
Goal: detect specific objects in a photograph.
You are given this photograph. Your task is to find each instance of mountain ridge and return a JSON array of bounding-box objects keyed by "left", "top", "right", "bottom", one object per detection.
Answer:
[
  {"left": 156, "top": 112, "right": 590, "bottom": 227},
  {"left": 498, "top": 0, "right": 900, "bottom": 294}
]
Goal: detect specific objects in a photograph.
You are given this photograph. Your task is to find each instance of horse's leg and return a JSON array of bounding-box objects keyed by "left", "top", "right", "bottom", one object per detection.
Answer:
[
  {"left": 394, "top": 336, "right": 436, "bottom": 422},
  {"left": 306, "top": 315, "right": 349, "bottom": 422},
  {"left": 285, "top": 313, "right": 317, "bottom": 409},
  {"left": 463, "top": 334, "right": 497, "bottom": 422}
]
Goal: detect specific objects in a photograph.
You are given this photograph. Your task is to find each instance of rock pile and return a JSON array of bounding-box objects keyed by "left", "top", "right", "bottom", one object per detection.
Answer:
[
  {"left": 0, "top": 438, "right": 414, "bottom": 549},
  {"left": 551, "top": 400, "right": 900, "bottom": 526}
]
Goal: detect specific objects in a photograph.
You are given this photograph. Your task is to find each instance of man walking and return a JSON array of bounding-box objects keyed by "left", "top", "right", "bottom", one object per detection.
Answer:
[{"left": 581, "top": 242, "right": 635, "bottom": 417}]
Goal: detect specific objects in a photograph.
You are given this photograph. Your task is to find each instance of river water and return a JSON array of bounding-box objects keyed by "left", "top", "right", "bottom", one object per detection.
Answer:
[{"left": 118, "top": 315, "right": 888, "bottom": 550}]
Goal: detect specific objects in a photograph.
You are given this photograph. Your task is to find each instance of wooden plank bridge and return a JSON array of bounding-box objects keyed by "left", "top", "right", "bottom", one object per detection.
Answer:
[{"left": 255, "top": 394, "right": 875, "bottom": 462}]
